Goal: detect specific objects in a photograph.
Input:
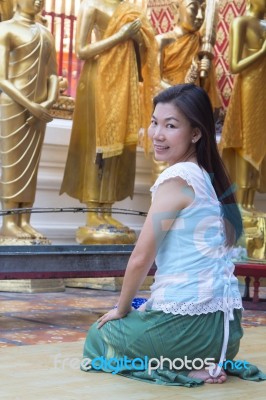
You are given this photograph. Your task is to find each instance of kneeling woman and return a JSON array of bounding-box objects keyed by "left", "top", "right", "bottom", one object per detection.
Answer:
[{"left": 81, "top": 84, "right": 266, "bottom": 386}]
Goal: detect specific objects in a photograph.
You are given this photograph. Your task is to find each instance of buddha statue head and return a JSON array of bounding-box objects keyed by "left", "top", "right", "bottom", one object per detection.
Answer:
[{"left": 171, "top": 0, "right": 205, "bottom": 33}]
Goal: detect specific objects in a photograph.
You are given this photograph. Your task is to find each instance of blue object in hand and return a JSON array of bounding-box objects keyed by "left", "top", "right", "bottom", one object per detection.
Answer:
[
  {"left": 131, "top": 298, "right": 148, "bottom": 309},
  {"left": 114, "top": 297, "right": 147, "bottom": 310}
]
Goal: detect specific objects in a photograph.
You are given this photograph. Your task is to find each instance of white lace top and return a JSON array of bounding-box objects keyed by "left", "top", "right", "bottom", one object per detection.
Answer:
[{"left": 145, "top": 162, "right": 242, "bottom": 316}]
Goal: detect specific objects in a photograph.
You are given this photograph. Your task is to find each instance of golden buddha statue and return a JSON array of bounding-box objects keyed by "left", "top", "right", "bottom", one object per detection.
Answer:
[
  {"left": 0, "top": 0, "right": 58, "bottom": 243},
  {"left": 60, "top": 0, "right": 160, "bottom": 244},
  {"left": 219, "top": 0, "right": 266, "bottom": 260},
  {"left": 157, "top": 0, "right": 220, "bottom": 107},
  {"left": 152, "top": 0, "right": 221, "bottom": 181},
  {"left": 0, "top": 0, "right": 14, "bottom": 22}
]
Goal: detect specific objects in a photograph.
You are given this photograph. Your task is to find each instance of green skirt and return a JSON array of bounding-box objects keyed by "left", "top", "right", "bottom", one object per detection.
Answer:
[{"left": 81, "top": 309, "right": 266, "bottom": 386}]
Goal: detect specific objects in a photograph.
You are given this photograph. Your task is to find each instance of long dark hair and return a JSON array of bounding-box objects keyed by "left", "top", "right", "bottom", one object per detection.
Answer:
[{"left": 153, "top": 84, "right": 243, "bottom": 247}]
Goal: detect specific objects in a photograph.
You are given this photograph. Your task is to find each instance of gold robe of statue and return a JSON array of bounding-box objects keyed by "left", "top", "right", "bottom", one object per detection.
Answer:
[
  {"left": 220, "top": 48, "right": 266, "bottom": 195},
  {"left": 220, "top": 59, "right": 266, "bottom": 191},
  {"left": 60, "top": 0, "right": 160, "bottom": 244},
  {"left": 219, "top": 0, "right": 266, "bottom": 260},
  {"left": 161, "top": 31, "right": 221, "bottom": 110},
  {"left": 0, "top": 1, "right": 58, "bottom": 241},
  {"left": 219, "top": 1, "right": 266, "bottom": 202},
  {"left": 1, "top": 30, "right": 51, "bottom": 201}
]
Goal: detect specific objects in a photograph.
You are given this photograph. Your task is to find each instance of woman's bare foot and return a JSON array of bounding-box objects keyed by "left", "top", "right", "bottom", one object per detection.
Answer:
[{"left": 188, "top": 367, "right": 227, "bottom": 384}]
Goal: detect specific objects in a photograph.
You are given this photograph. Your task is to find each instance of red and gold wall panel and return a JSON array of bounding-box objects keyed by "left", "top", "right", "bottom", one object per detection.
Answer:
[{"left": 215, "top": 0, "right": 246, "bottom": 109}]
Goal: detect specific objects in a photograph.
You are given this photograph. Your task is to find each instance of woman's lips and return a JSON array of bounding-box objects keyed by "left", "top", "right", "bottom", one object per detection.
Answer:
[{"left": 154, "top": 144, "right": 169, "bottom": 151}]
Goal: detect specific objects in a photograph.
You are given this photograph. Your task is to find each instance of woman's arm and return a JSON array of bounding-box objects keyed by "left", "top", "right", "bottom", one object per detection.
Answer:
[{"left": 97, "top": 177, "right": 195, "bottom": 328}]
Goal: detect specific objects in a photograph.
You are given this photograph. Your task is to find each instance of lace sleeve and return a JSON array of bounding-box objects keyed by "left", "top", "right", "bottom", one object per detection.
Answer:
[{"left": 150, "top": 164, "right": 193, "bottom": 199}]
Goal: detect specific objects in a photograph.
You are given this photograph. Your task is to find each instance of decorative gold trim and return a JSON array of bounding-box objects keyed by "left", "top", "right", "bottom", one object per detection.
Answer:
[{"left": 50, "top": 95, "right": 75, "bottom": 120}]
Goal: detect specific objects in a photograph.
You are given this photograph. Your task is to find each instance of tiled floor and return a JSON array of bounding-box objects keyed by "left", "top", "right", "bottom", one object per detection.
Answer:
[
  {"left": 1, "top": 287, "right": 266, "bottom": 400},
  {"left": 0, "top": 287, "right": 266, "bottom": 348},
  {"left": 0, "top": 287, "right": 147, "bottom": 347}
]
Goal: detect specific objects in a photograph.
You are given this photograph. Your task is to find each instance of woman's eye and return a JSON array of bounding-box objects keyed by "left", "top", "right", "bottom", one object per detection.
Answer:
[
  {"left": 166, "top": 124, "right": 176, "bottom": 128},
  {"left": 150, "top": 120, "right": 157, "bottom": 126}
]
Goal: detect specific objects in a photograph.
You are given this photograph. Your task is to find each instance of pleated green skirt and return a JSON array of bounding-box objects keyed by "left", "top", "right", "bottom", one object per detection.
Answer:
[{"left": 81, "top": 309, "right": 266, "bottom": 386}]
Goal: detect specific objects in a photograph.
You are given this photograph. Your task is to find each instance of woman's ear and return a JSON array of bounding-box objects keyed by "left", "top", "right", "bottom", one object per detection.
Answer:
[{"left": 192, "top": 127, "right": 202, "bottom": 143}]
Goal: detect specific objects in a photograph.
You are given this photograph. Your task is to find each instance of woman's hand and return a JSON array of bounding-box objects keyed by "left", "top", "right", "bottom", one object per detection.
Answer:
[{"left": 97, "top": 308, "right": 129, "bottom": 329}]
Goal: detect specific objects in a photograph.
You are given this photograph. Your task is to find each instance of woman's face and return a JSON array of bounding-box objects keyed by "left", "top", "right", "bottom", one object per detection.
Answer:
[{"left": 148, "top": 102, "right": 200, "bottom": 166}]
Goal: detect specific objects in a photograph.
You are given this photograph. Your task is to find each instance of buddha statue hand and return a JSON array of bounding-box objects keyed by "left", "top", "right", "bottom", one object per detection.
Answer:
[
  {"left": 185, "top": 57, "right": 199, "bottom": 84},
  {"left": 27, "top": 102, "right": 53, "bottom": 123},
  {"left": 199, "top": 56, "right": 211, "bottom": 78},
  {"left": 118, "top": 18, "right": 141, "bottom": 41}
]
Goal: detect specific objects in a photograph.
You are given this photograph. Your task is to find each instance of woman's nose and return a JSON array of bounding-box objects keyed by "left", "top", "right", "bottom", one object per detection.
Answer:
[
  {"left": 153, "top": 125, "right": 164, "bottom": 139},
  {"left": 149, "top": 124, "right": 162, "bottom": 139}
]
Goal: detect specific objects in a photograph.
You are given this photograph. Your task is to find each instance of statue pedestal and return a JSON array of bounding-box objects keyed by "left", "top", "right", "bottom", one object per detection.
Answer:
[
  {"left": 239, "top": 211, "right": 266, "bottom": 261},
  {"left": 76, "top": 225, "right": 137, "bottom": 245},
  {"left": 0, "top": 279, "right": 65, "bottom": 293},
  {"left": 0, "top": 244, "right": 151, "bottom": 292},
  {"left": 0, "top": 239, "right": 65, "bottom": 293},
  {"left": 65, "top": 276, "right": 153, "bottom": 292}
]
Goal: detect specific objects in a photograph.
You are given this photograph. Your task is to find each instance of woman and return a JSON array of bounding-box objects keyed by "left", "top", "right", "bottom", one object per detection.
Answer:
[{"left": 81, "top": 84, "right": 265, "bottom": 386}]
